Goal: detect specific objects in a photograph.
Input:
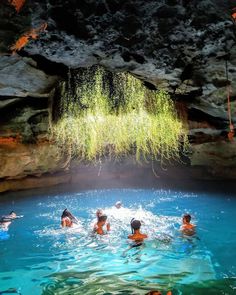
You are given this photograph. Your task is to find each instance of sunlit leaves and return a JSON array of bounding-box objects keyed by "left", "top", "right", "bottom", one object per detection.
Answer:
[{"left": 51, "top": 67, "right": 189, "bottom": 163}]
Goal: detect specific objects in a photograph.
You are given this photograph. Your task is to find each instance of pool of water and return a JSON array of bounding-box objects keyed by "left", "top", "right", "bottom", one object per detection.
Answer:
[{"left": 0, "top": 188, "right": 236, "bottom": 295}]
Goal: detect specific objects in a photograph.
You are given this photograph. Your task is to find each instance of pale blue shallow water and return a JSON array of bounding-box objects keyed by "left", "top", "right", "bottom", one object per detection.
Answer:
[{"left": 0, "top": 188, "right": 235, "bottom": 295}]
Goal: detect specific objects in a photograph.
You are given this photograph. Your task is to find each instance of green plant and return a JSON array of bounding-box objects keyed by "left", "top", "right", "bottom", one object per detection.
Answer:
[{"left": 51, "top": 66, "right": 189, "bottom": 163}]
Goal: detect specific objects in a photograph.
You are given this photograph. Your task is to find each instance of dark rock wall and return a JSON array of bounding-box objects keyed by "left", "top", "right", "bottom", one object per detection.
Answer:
[{"left": 0, "top": 0, "right": 236, "bottom": 191}]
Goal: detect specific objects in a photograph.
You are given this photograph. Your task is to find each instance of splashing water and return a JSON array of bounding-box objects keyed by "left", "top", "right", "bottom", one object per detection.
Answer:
[{"left": 0, "top": 188, "right": 235, "bottom": 294}]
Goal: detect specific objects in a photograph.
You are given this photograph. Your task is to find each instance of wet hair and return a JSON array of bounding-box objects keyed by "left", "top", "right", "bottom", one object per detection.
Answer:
[
  {"left": 130, "top": 219, "right": 141, "bottom": 233},
  {"left": 183, "top": 214, "right": 191, "bottom": 223},
  {"left": 98, "top": 215, "right": 107, "bottom": 222},
  {"left": 61, "top": 209, "right": 74, "bottom": 220},
  {"left": 9, "top": 211, "right": 16, "bottom": 215}
]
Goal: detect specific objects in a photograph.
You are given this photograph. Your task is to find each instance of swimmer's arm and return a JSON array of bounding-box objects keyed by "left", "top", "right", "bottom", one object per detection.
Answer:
[
  {"left": 180, "top": 225, "right": 185, "bottom": 231},
  {"left": 15, "top": 215, "right": 24, "bottom": 219},
  {"left": 106, "top": 222, "right": 110, "bottom": 231}
]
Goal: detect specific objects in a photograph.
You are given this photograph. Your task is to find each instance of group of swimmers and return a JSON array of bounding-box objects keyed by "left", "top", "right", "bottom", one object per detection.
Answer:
[
  {"left": 60, "top": 202, "right": 197, "bottom": 295},
  {"left": 60, "top": 203, "right": 196, "bottom": 295},
  {"left": 61, "top": 201, "right": 196, "bottom": 245},
  {"left": 0, "top": 203, "right": 196, "bottom": 295}
]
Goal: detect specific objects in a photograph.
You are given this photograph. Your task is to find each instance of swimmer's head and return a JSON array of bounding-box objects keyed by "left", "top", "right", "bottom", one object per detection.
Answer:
[
  {"left": 115, "top": 201, "right": 122, "bottom": 209},
  {"left": 183, "top": 214, "right": 191, "bottom": 223},
  {"left": 98, "top": 214, "right": 107, "bottom": 222},
  {"left": 96, "top": 209, "right": 103, "bottom": 218},
  {"left": 61, "top": 209, "right": 73, "bottom": 219},
  {"left": 9, "top": 211, "right": 16, "bottom": 218},
  {"left": 62, "top": 209, "right": 69, "bottom": 216},
  {"left": 130, "top": 219, "right": 141, "bottom": 231}
]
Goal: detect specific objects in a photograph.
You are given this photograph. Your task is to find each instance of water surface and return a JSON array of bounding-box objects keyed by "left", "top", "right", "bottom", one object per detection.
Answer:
[{"left": 0, "top": 188, "right": 235, "bottom": 294}]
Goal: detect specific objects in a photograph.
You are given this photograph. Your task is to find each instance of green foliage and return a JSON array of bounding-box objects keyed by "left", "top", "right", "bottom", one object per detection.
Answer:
[{"left": 51, "top": 66, "right": 189, "bottom": 162}]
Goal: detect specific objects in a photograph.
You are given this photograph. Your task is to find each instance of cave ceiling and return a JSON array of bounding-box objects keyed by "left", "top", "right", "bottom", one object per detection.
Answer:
[
  {"left": 1, "top": 0, "right": 236, "bottom": 133},
  {"left": 1, "top": 0, "right": 236, "bottom": 188}
]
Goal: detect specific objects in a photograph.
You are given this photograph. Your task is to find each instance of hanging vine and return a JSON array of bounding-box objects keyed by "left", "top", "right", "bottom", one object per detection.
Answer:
[{"left": 51, "top": 66, "right": 189, "bottom": 163}]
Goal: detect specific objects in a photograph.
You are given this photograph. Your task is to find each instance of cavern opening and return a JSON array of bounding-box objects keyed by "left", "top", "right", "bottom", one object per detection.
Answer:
[{"left": 1, "top": 1, "right": 236, "bottom": 294}]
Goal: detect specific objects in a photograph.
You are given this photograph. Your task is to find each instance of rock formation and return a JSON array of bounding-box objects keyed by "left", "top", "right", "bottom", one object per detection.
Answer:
[{"left": 0, "top": 0, "right": 236, "bottom": 192}]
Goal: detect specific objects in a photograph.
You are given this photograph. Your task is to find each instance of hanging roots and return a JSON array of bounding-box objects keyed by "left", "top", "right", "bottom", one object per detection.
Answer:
[{"left": 51, "top": 66, "right": 189, "bottom": 163}]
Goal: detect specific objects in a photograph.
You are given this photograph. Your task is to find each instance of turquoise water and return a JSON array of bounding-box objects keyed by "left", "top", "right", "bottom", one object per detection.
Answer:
[{"left": 0, "top": 188, "right": 236, "bottom": 295}]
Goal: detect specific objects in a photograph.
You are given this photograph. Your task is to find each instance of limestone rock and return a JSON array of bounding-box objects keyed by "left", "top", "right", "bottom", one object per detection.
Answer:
[
  {"left": 0, "top": 141, "right": 69, "bottom": 179},
  {"left": 191, "top": 141, "right": 236, "bottom": 167},
  {"left": 0, "top": 56, "right": 58, "bottom": 97}
]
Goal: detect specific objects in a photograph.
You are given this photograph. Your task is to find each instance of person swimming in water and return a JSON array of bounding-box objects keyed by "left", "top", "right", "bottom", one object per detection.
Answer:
[
  {"left": 61, "top": 209, "right": 78, "bottom": 228},
  {"left": 115, "top": 201, "right": 122, "bottom": 209},
  {"left": 0, "top": 211, "right": 23, "bottom": 235},
  {"left": 0, "top": 211, "right": 23, "bottom": 222},
  {"left": 128, "top": 218, "right": 148, "bottom": 246},
  {"left": 93, "top": 214, "right": 111, "bottom": 235},
  {"left": 180, "top": 213, "right": 196, "bottom": 236},
  {"left": 122, "top": 219, "right": 148, "bottom": 257}
]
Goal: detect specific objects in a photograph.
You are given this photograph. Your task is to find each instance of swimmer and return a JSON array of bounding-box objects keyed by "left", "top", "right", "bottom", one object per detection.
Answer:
[
  {"left": 90, "top": 209, "right": 107, "bottom": 232},
  {"left": 180, "top": 214, "right": 196, "bottom": 236},
  {"left": 61, "top": 209, "right": 78, "bottom": 228},
  {"left": 0, "top": 211, "right": 23, "bottom": 222},
  {"left": 128, "top": 218, "right": 147, "bottom": 246},
  {"left": 93, "top": 214, "right": 110, "bottom": 235},
  {"left": 0, "top": 211, "right": 23, "bottom": 231},
  {"left": 115, "top": 201, "right": 122, "bottom": 209},
  {"left": 122, "top": 219, "right": 148, "bottom": 257}
]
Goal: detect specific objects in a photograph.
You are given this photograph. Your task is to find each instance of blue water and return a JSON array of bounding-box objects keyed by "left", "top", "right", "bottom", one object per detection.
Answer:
[{"left": 0, "top": 188, "right": 236, "bottom": 295}]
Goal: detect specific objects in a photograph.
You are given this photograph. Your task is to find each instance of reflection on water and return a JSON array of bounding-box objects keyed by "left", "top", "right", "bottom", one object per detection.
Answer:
[{"left": 0, "top": 189, "right": 236, "bottom": 294}]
